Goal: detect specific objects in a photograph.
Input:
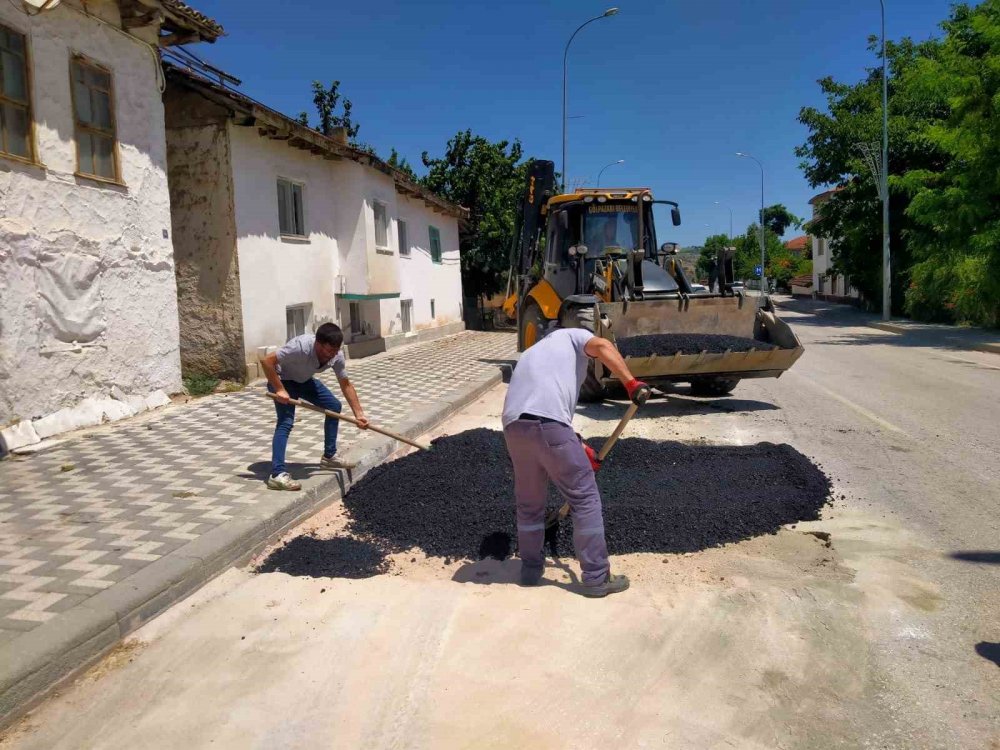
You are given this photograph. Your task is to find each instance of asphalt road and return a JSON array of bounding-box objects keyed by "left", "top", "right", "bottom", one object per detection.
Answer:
[
  {"left": 2, "top": 298, "right": 997, "bottom": 749},
  {"left": 708, "top": 297, "right": 1000, "bottom": 747}
]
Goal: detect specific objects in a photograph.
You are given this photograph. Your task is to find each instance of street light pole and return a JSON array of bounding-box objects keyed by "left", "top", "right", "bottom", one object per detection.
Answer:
[
  {"left": 596, "top": 159, "right": 624, "bottom": 187},
  {"left": 736, "top": 152, "right": 766, "bottom": 304},
  {"left": 563, "top": 8, "right": 619, "bottom": 191},
  {"left": 880, "top": 0, "right": 891, "bottom": 320},
  {"left": 714, "top": 201, "right": 733, "bottom": 244}
]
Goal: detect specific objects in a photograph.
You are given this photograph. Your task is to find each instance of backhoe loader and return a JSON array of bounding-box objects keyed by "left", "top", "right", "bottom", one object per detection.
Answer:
[{"left": 506, "top": 160, "right": 803, "bottom": 400}]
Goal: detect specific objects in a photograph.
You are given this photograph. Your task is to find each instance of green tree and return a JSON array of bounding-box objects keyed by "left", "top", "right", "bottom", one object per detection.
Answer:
[
  {"left": 421, "top": 130, "right": 533, "bottom": 303},
  {"left": 760, "top": 204, "right": 802, "bottom": 236},
  {"left": 901, "top": 0, "right": 1000, "bottom": 326},
  {"left": 387, "top": 147, "right": 418, "bottom": 180},
  {"left": 696, "top": 234, "right": 730, "bottom": 278},
  {"left": 796, "top": 36, "right": 948, "bottom": 313},
  {"left": 309, "top": 80, "right": 360, "bottom": 140}
]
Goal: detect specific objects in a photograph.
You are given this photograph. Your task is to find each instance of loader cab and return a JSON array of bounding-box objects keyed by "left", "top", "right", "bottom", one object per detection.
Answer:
[{"left": 541, "top": 191, "right": 689, "bottom": 301}]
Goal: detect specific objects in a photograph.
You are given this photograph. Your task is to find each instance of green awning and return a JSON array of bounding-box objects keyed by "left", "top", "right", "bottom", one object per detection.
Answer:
[{"left": 339, "top": 292, "right": 400, "bottom": 300}]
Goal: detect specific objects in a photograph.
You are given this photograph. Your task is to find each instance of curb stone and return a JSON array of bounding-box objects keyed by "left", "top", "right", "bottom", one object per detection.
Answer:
[{"left": 0, "top": 367, "right": 505, "bottom": 730}]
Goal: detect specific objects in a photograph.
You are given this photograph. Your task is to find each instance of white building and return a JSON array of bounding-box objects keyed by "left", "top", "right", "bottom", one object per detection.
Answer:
[
  {"left": 809, "top": 189, "right": 860, "bottom": 303},
  {"left": 163, "top": 65, "right": 466, "bottom": 380},
  {"left": 0, "top": 0, "right": 221, "bottom": 451}
]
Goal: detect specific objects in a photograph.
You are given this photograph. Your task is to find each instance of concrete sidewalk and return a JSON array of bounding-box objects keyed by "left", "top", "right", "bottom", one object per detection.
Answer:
[
  {"left": 0, "top": 330, "right": 517, "bottom": 726},
  {"left": 869, "top": 319, "right": 1000, "bottom": 355}
]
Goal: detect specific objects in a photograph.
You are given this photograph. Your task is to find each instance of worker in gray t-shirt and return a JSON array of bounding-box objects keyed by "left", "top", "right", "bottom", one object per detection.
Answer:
[
  {"left": 259, "top": 322, "right": 369, "bottom": 491},
  {"left": 502, "top": 304, "right": 650, "bottom": 597}
]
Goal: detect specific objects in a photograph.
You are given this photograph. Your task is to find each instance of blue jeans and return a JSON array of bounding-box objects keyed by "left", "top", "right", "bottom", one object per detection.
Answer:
[{"left": 268, "top": 378, "right": 341, "bottom": 477}]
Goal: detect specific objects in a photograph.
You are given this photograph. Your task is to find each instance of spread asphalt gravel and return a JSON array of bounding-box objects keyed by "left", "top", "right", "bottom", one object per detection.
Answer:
[
  {"left": 343, "top": 428, "right": 831, "bottom": 562},
  {"left": 256, "top": 534, "right": 390, "bottom": 578},
  {"left": 616, "top": 333, "right": 776, "bottom": 357}
]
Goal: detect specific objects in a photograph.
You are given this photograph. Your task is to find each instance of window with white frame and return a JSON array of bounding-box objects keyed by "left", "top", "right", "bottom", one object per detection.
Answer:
[
  {"left": 286, "top": 304, "right": 310, "bottom": 340},
  {"left": 429, "top": 225, "right": 442, "bottom": 263},
  {"left": 398, "top": 219, "right": 409, "bottom": 257},
  {"left": 401, "top": 299, "right": 413, "bottom": 333},
  {"left": 373, "top": 201, "right": 389, "bottom": 251},
  {"left": 277, "top": 179, "right": 306, "bottom": 237},
  {"left": 0, "top": 24, "right": 33, "bottom": 162}
]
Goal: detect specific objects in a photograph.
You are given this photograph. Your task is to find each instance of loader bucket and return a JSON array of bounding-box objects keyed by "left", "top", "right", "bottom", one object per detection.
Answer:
[{"left": 593, "top": 296, "right": 804, "bottom": 383}]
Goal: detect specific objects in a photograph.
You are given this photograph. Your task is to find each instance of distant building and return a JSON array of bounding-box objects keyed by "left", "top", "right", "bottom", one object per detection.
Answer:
[
  {"left": 809, "top": 189, "right": 860, "bottom": 303},
  {"left": 163, "top": 66, "right": 467, "bottom": 382},
  {"left": 0, "top": 0, "right": 221, "bottom": 450},
  {"left": 784, "top": 235, "right": 810, "bottom": 257}
]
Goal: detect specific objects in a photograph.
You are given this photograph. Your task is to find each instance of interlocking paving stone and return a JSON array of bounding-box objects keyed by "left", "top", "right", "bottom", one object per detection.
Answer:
[{"left": 0, "top": 331, "right": 515, "bottom": 635}]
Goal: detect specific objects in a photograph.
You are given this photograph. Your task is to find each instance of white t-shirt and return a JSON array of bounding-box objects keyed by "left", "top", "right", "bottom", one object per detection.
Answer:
[{"left": 501, "top": 328, "right": 594, "bottom": 427}]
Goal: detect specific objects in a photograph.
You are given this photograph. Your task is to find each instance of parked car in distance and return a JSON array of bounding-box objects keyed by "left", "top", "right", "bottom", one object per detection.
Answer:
[{"left": 689, "top": 283, "right": 708, "bottom": 293}]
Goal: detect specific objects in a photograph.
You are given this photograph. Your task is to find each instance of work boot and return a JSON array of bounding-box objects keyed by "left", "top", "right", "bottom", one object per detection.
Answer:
[
  {"left": 320, "top": 454, "right": 355, "bottom": 470},
  {"left": 520, "top": 563, "right": 544, "bottom": 587},
  {"left": 581, "top": 572, "right": 630, "bottom": 598},
  {"left": 266, "top": 472, "right": 301, "bottom": 491}
]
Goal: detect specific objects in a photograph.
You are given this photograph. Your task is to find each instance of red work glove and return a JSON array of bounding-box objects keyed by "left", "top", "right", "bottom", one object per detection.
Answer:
[
  {"left": 624, "top": 378, "right": 652, "bottom": 406},
  {"left": 583, "top": 443, "right": 602, "bottom": 472}
]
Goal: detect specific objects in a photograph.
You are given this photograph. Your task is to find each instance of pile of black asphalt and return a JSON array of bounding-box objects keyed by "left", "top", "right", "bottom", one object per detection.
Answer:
[
  {"left": 342, "top": 428, "right": 831, "bottom": 561},
  {"left": 256, "top": 534, "right": 391, "bottom": 579},
  {"left": 616, "top": 333, "right": 776, "bottom": 358}
]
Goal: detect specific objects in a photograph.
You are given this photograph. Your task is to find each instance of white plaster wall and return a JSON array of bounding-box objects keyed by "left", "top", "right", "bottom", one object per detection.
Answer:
[
  {"left": 228, "top": 123, "right": 345, "bottom": 359},
  {"left": 0, "top": 0, "right": 182, "bottom": 424},
  {"left": 358, "top": 167, "right": 400, "bottom": 298},
  {"left": 396, "top": 195, "right": 463, "bottom": 331}
]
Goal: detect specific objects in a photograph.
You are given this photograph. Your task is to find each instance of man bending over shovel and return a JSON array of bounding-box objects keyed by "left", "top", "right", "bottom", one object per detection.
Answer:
[
  {"left": 260, "top": 323, "right": 369, "bottom": 491},
  {"left": 502, "top": 303, "right": 650, "bottom": 597}
]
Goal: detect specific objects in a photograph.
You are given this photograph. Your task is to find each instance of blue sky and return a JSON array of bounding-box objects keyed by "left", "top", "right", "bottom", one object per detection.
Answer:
[{"left": 184, "top": 0, "right": 959, "bottom": 247}]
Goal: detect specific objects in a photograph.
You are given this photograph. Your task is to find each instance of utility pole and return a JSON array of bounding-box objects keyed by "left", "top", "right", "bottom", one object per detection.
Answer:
[
  {"left": 880, "top": 0, "right": 891, "bottom": 320},
  {"left": 714, "top": 201, "right": 734, "bottom": 244},
  {"left": 597, "top": 159, "right": 624, "bottom": 187},
  {"left": 562, "top": 8, "right": 618, "bottom": 191},
  {"left": 736, "top": 152, "right": 766, "bottom": 305}
]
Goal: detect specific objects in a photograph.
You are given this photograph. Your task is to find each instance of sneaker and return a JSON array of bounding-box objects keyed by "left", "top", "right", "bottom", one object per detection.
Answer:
[
  {"left": 266, "top": 472, "right": 301, "bottom": 491},
  {"left": 520, "top": 564, "right": 544, "bottom": 587},
  {"left": 320, "top": 454, "right": 356, "bottom": 470},
  {"left": 581, "top": 572, "right": 630, "bottom": 598}
]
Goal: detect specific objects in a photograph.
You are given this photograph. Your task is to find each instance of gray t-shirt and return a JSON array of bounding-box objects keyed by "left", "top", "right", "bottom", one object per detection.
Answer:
[
  {"left": 276, "top": 334, "right": 347, "bottom": 384},
  {"left": 502, "top": 328, "right": 594, "bottom": 428}
]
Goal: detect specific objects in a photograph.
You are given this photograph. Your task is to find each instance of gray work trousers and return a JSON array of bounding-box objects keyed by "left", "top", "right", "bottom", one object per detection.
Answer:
[{"left": 503, "top": 419, "right": 610, "bottom": 586}]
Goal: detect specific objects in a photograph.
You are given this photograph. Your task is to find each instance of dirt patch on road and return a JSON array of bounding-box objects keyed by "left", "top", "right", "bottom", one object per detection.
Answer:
[
  {"left": 343, "top": 428, "right": 831, "bottom": 560},
  {"left": 256, "top": 535, "right": 390, "bottom": 579}
]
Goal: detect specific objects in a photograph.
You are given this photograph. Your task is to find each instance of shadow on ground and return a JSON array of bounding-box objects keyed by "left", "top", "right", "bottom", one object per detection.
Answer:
[
  {"left": 949, "top": 551, "right": 1000, "bottom": 565},
  {"left": 975, "top": 642, "right": 1000, "bottom": 668},
  {"left": 578, "top": 392, "right": 780, "bottom": 421},
  {"left": 451, "top": 556, "right": 586, "bottom": 594},
  {"left": 478, "top": 358, "right": 518, "bottom": 383},
  {"left": 241, "top": 461, "right": 350, "bottom": 491},
  {"left": 776, "top": 297, "right": 1000, "bottom": 352},
  {"left": 342, "top": 428, "right": 831, "bottom": 562}
]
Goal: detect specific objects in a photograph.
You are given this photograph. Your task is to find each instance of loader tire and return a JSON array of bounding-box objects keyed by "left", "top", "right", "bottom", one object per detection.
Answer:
[
  {"left": 690, "top": 377, "right": 740, "bottom": 397},
  {"left": 580, "top": 360, "right": 607, "bottom": 402},
  {"left": 567, "top": 306, "right": 611, "bottom": 402},
  {"left": 519, "top": 300, "right": 549, "bottom": 352}
]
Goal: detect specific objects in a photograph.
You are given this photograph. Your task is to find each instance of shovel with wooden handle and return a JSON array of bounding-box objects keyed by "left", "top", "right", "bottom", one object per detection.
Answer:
[
  {"left": 544, "top": 400, "right": 641, "bottom": 529},
  {"left": 266, "top": 392, "right": 432, "bottom": 451}
]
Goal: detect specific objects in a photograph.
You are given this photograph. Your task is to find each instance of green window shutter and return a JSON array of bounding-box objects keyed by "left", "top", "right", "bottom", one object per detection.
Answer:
[{"left": 429, "top": 226, "right": 441, "bottom": 263}]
